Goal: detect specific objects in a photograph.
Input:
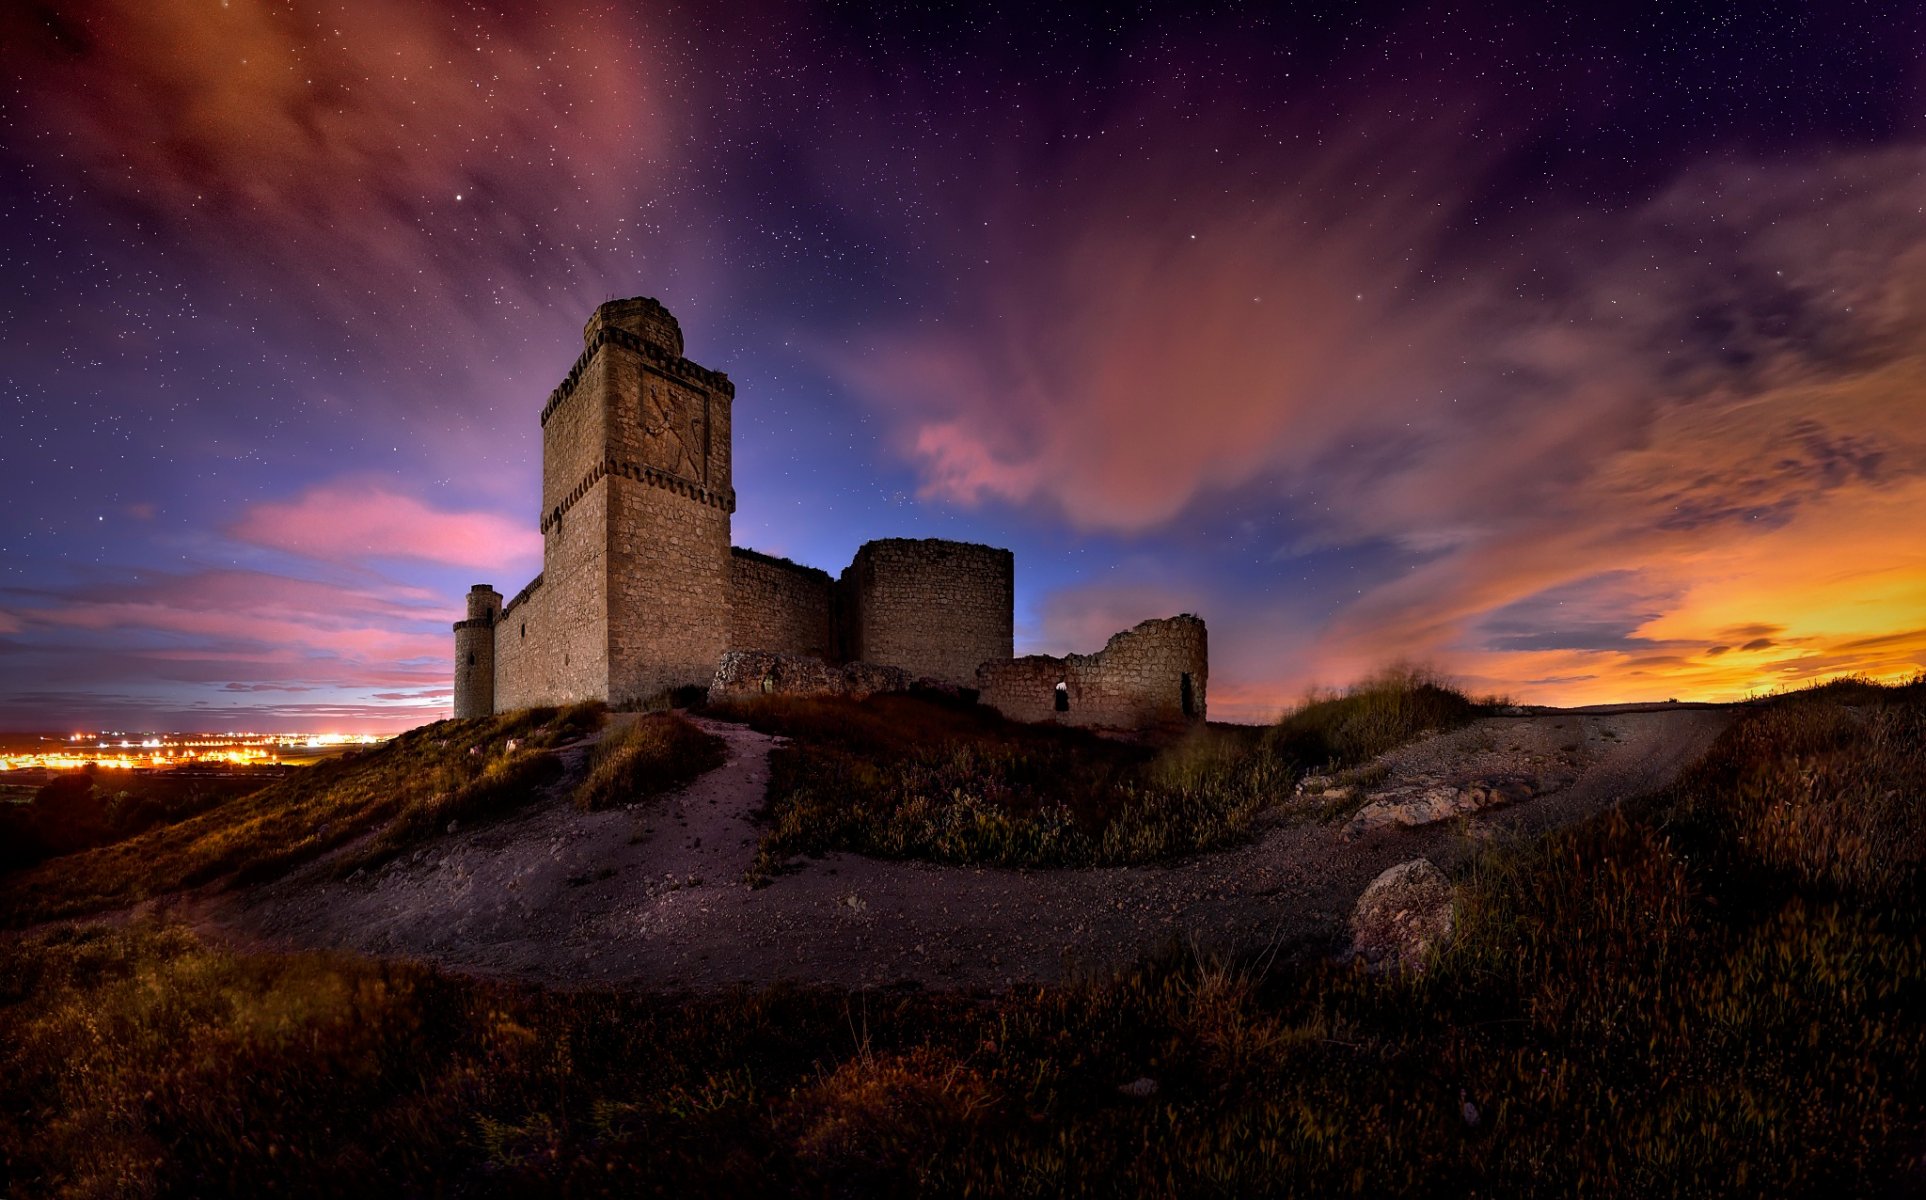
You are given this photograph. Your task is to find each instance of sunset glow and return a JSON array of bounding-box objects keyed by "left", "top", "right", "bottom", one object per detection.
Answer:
[{"left": 2, "top": 2, "right": 1923, "bottom": 729}]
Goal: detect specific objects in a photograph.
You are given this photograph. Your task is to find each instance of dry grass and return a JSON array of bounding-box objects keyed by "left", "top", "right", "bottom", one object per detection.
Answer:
[
  {"left": 571, "top": 712, "right": 728, "bottom": 812},
  {"left": 3, "top": 677, "right": 1920, "bottom": 1194},
  {"left": 1265, "top": 663, "right": 1488, "bottom": 769},
  {"left": 721, "top": 671, "right": 1483, "bottom": 877},
  {"left": 709, "top": 692, "right": 1286, "bottom": 878},
  {"left": 0, "top": 702, "right": 605, "bottom": 927}
]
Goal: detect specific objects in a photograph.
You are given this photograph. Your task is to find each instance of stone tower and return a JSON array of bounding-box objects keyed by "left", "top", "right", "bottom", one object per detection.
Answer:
[
  {"left": 452, "top": 585, "right": 500, "bottom": 718},
  {"left": 485, "top": 297, "right": 737, "bottom": 711}
]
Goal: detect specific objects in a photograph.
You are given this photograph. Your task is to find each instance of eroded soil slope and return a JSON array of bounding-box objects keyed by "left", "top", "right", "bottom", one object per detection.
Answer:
[{"left": 227, "top": 707, "right": 1732, "bottom": 991}]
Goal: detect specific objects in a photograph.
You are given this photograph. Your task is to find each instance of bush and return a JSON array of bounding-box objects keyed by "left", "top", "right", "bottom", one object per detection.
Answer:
[
  {"left": 572, "top": 712, "right": 729, "bottom": 812},
  {"left": 1266, "top": 663, "right": 1486, "bottom": 769},
  {"left": 716, "top": 693, "right": 1285, "bottom": 876}
]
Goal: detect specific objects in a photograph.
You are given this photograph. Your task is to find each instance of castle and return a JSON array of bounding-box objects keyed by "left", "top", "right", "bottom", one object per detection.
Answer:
[{"left": 453, "top": 297, "right": 1208, "bottom": 729}]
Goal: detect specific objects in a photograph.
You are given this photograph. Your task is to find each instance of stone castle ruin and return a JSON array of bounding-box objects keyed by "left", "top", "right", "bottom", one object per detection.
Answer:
[{"left": 453, "top": 297, "right": 1208, "bottom": 729}]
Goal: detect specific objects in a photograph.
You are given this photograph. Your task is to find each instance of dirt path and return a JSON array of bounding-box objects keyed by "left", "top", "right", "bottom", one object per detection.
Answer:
[{"left": 226, "top": 708, "right": 1733, "bottom": 992}]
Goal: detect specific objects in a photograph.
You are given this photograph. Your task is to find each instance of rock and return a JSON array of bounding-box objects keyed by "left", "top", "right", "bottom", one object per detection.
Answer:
[
  {"left": 1342, "top": 777, "right": 1534, "bottom": 839},
  {"left": 446, "top": 820, "right": 460, "bottom": 834},
  {"left": 707, "top": 650, "right": 910, "bottom": 703},
  {"left": 1117, "top": 1077, "right": 1160, "bottom": 1099},
  {"left": 1346, "top": 858, "right": 1455, "bottom": 974}
]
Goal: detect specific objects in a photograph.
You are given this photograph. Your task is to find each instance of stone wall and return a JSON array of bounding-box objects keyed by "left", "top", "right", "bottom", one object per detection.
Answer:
[
  {"left": 729, "top": 548, "right": 835, "bottom": 659},
  {"left": 452, "top": 585, "right": 501, "bottom": 719},
  {"left": 605, "top": 474, "right": 732, "bottom": 705},
  {"left": 842, "top": 538, "right": 1013, "bottom": 686},
  {"left": 494, "top": 482, "right": 615, "bottom": 710},
  {"left": 977, "top": 615, "right": 1208, "bottom": 730},
  {"left": 707, "top": 650, "right": 909, "bottom": 704}
]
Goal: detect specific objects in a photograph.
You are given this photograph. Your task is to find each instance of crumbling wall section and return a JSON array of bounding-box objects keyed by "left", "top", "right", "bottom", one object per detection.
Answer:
[
  {"left": 842, "top": 538, "right": 1013, "bottom": 686},
  {"left": 976, "top": 615, "right": 1208, "bottom": 729},
  {"left": 708, "top": 650, "right": 909, "bottom": 704},
  {"left": 729, "top": 548, "right": 835, "bottom": 659}
]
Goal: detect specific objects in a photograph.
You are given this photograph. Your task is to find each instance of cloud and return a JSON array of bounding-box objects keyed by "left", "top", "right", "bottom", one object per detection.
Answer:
[
  {"left": 0, "top": 567, "right": 460, "bottom": 729},
  {"left": 842, "top": 101, "right": 1926, "bottom": 704},
  {"left": 4, "top": 0, "right": 681, "bottom": 350},
  {"left": 232, "top": 482, "right": 541, "bottom": 571}
]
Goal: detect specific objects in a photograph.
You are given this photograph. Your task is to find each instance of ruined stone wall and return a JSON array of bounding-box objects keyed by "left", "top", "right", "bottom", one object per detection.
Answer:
[
  {"left": 729, "top": 548, "right": 834, "bottom": 659},
  {"left": 708, "top": 650, "right": 908, "bottom": 704},
  {"left": 493, "top": 483, "right": 614, "bottom": 711},
  {"left": 842, "top": 539, "right": 1013, "bottom": 686},
  {"left": 977, "top": 615, "right": 1208, "bottom": 729}
]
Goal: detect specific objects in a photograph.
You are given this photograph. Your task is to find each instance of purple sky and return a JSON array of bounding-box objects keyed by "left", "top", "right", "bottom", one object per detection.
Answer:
[{"left": 3, "top": 1, "right": 1925, "bottom": 731}]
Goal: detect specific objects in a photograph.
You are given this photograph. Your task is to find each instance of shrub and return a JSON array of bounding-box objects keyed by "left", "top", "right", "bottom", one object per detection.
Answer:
[
  {"left": 572, "top": 712, "right": 729, "bottom": 812},
  {"left": 1265, "top": 663, "right": 1486, "bottom": 769},
  {"left": 718, "top": 693, "right": 1285, "bottom": 876}
]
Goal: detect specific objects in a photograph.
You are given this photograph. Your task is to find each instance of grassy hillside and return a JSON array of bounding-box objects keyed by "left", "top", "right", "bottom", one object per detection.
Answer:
[
  {"left": 0, "top": 704, "right": 609, "bottom": 927},
  {"left": 717, "top": 669, "right": 1490, "bottom": 876},
  {"left": 2, "top": 677, "right": 1920, "bottom": 1194}
]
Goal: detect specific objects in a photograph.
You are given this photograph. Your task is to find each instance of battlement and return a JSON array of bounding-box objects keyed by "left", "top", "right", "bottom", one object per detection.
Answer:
[
  {"left": 502, "top": 573, "right": 545, "bottom": 615},
  {"left": 539, "top": 457, "right": 735, "bottom": 535},
  {"left": 584, "top": 296, "right": 683, "bottom": 356},
  {"left": 540, "top": 324, "right": 734, "bottom": 430}
]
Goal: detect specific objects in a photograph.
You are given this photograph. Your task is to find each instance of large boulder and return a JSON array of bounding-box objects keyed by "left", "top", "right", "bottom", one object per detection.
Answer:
[
  {"left": 1346, "top": 857, "right": 1455, "bottom": 974},
  {"left": 708, "top": 651, "right": 910, "bottom": 704},
  {"left": 1342, "top": 776, "right": 1534, "bottom": 840}
]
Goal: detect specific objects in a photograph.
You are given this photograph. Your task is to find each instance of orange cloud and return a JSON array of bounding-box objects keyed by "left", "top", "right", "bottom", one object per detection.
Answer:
[{"left": 840, "top": 115, "right": 1926, "bottom": 706}]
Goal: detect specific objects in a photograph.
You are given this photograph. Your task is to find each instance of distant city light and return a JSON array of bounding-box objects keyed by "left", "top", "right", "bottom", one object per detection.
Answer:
[{"left": 0, "top": 731, "right": 388, "bottom": 773}]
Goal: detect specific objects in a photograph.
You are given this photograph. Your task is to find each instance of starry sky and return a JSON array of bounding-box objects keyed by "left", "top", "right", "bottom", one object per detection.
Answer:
[{"left": 3, "top": 1, "right": 1924, "bottom": 732}]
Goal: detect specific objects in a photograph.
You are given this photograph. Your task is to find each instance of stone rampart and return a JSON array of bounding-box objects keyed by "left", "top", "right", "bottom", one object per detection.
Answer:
[
  {"left": 842, "top": 538, "right": 1013, "bottom": 687},
  {"left": 707, "top": 650, "right": 909, "bottom": 704},
  {"left": 729, "top": 548, "right": 835, "bottom": 659},
  {"left": 494, "top": 481, "right": 615, "bottom": 710},
  {"left": 977, "top": 615, "right": 1208, "bottom": 730}
]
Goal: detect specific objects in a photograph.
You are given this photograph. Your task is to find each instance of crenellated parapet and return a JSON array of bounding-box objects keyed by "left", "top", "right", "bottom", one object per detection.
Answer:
[
  {"left": 539, "top": 457, "right": 734, "bottom": 535},
  {"left": 539, "top": 324, "right": 734, "bottom": 430}
]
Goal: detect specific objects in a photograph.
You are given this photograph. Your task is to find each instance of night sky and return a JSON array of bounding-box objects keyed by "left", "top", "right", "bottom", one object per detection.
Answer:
[{"left": 3, "top": 1, "right": 1924, "bottom": 731}]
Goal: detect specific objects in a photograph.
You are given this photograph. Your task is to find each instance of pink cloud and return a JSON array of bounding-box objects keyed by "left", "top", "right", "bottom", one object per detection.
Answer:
[
  {"left": 6, "top": 0, "right": 679, "bottom": 349},
  {"left": 832, "top": 102, "right": 1926, "bottom": 705},
  {"left": 232, "top": 483, "right": 540, "bottom": 571}
]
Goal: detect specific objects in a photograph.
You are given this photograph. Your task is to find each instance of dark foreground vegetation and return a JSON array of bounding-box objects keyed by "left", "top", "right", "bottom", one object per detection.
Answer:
[
  {"left": 716, "top": 667, "right": 1491, "bottom": 876},
  {"left": 4, "top": 676, "right": 1921, "bottom": 1194},
  {"left": 0, "top": 703, "right": 610, "bottom": 927}
]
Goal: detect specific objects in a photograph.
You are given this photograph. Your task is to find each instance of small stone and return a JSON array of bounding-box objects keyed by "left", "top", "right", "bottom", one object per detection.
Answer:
[
  {"left": 1117, "top": 1077, "right": 1160, "bottom": 1099},
  {"left": 446, "top": 819, "right": 460, "bottom": 834}
]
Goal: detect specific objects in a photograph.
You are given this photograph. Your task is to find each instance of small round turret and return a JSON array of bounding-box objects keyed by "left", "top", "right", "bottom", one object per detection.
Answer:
[
  {"left": 584, "top": 296, "right": 684, "bottom": 357},
  {"left": 453, "top": 585, "right": 501, "bottom": 719}
]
